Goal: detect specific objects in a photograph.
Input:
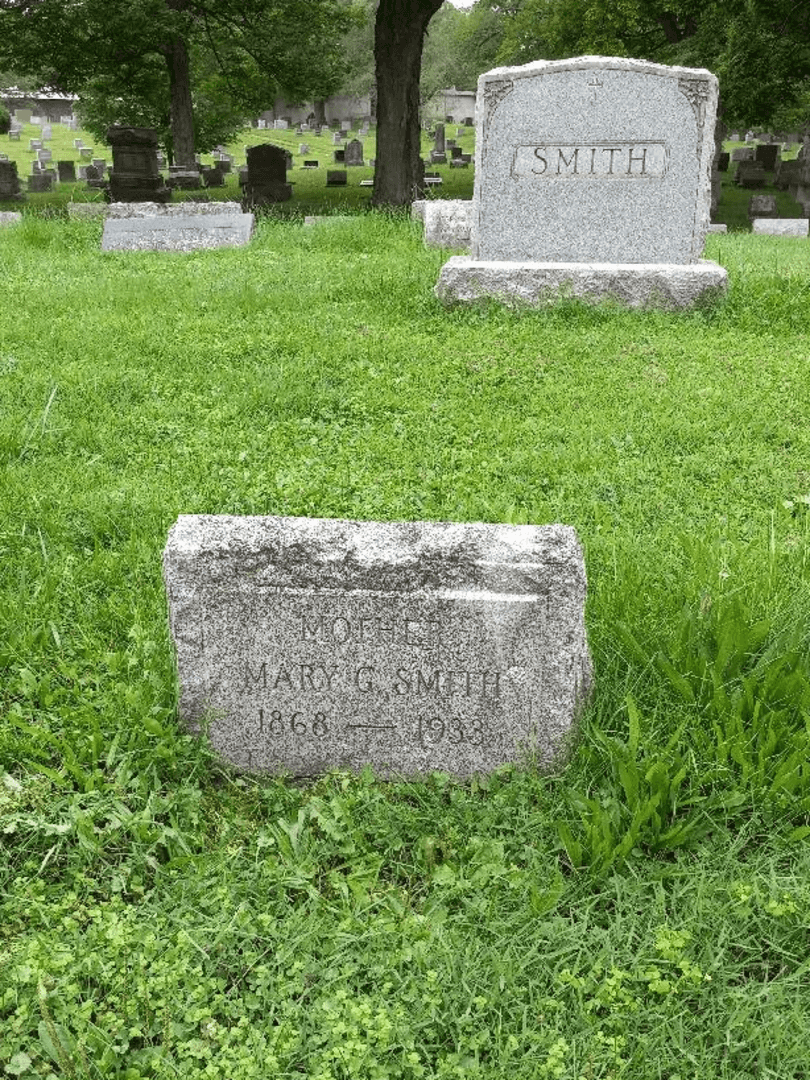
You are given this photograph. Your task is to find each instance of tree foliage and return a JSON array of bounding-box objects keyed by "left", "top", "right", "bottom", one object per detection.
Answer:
[{"left": 0, "top": 0, "right": 357, "bottom": 157}]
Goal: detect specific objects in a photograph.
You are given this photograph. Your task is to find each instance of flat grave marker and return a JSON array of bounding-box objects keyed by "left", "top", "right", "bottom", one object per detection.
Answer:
[
  {"left": 163, "top": 515, "right": 592, "bottom": 778},
  {"left": 101, "top": 212, "right": 254, "bottom": 252}
]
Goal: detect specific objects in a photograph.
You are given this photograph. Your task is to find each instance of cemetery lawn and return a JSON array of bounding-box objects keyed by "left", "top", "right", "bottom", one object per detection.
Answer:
[{"left": 3, "top": 215, "right": 810, "bottom": 1080}]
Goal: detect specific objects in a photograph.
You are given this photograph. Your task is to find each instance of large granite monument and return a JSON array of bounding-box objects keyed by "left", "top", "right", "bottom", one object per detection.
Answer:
[
  {"left": 436, "top": 56, "right": 728, "bottom": 309},
  {"left": 163, "top": 516, "right": 592, "bottom": 778}
]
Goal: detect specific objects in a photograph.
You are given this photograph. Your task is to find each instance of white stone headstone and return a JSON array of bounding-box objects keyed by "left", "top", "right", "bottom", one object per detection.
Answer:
[
  {"left": 752, "top": 218, "right": 809, "bottom": 236},
  {"left": 163, "top": 515, "right": 592, "bottom": 778}
]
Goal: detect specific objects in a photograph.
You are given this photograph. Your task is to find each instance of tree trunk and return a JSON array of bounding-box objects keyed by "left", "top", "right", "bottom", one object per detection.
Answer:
[
  {"left": 372, "top": 0, "right": 444, "bottom": 208},
  {"left": 314, "top": 98, "right": 327, "bottom": 126},
  {"left": 165, "top": 32, "right": 195, "bottom": 167}
]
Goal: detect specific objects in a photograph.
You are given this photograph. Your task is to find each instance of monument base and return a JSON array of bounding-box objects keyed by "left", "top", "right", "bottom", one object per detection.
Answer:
[{"left": 436, "top": 257, "right": 728, "bottom": 310}]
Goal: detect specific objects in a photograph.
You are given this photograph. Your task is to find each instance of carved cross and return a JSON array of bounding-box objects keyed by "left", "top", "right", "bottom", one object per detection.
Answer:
[{"left": 588, "top": 76, "right": 603, "bottom": 105}]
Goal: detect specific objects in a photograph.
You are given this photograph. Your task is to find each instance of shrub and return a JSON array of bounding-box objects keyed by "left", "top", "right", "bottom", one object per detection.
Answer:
[{"left": 0, "top": 103, "right": 11, "bottom": 135}]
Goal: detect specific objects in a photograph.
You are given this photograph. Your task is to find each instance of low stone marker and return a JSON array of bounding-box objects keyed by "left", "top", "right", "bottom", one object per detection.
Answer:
[
  {"left": 748, "top": 194, "right": 777, "bottom": 219},
  {"left": 101, "top": 212, "right": 254, "bottom": 251},
  {"left": 436, "top": 56, "right": 727, "bottom": 309},
  {"left": 422, "top": 200, "right": 472, "bottom": 248},
  {"left": 0, "top": 211, "right": 23, "bottom": 226},
  {"left": 752, "top": 218, "right": 809, "bottom": 237},
  {"left": 326, "top": 170, "right": 347, "bottom": 186},
  {"left": 163, "top": 515, "right": 592, "bottom": 778}
]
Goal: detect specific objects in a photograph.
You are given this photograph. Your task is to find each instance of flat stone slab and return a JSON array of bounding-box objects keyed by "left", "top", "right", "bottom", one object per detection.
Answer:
[
  {"left": 106, "top": 201, "right": 243, "bottom": 218},
  {"left": 163, "top": 515, "right": 592, "bottom": 778},
  {"left": 0, "top": 212, "right": 22, "bottom": 226},
  {"left": 423, "top": 200, "right": 472, "bottom": 249},
  {"left": 436, "top": 257, "right": 728, "bottom": 309},
  {"left": 752, "top": 218, "right": 809, "bottom": 236},
  {"left": 706, "top": 223, "right": 727, "bottom": 233},
  {"left": 67, "top": 203, "right": 107, "bottom": 219},
  {"left": 101, "top": 212, "right": 254, "bottom": 252}
]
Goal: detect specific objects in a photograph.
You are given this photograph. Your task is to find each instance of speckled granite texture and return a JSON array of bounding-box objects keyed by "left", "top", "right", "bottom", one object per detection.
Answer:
[
  {"left": 423, "top": 200, "right": 472, "bottom": 249},
  {"left": 105, "top": 201, "right": 244, "bottom": 218},
  {"left": 436, "top": 257, "right": 727, "bottom": 309},
  {"left": 101, "top": 212, "right": 254, "bottom": 251},
  {"left": 472, "top": 56, "right": 719, "bottom": 264},
  {"left": 751, "top": 218, "right": 809, "bottom": 236},
  {"left": 163, "top": 516, "right": 593, "bottom": 778}
]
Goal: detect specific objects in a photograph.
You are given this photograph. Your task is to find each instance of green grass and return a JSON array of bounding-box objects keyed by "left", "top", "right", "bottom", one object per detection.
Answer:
[{"left": 2, "top": 211, "right": 810, "bottom": 1078}]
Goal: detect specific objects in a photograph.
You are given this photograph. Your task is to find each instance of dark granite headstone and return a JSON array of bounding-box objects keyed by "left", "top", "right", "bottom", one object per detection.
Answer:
[
  {"left": 345, "top": 139, "right": 364, "bottom": 166},
  {"left": 755, "top": 143, "right": 779, "bottom": 170},
  {"left": 326, "top": 170, "right": 347, "bottom": 186},
  {"left": 334, "top": 149, "right": 346, "bottom": 163},
  {"left": 107, "top": 126, "right": 170, "bottom": 203},
  {"left": 0, "top": 160, "right": 25, "bottom": 201},
  {"left": 240, "top": 143, "right": 292, "bottom": 207},
  {"left": 57, "top": 160, "right": 77, "bottom": 182}
]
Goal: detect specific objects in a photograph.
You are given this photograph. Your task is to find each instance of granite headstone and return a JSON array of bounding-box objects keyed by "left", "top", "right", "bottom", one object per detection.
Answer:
[
  {"left": 436, "top": 55, "right": 728, "bottom": 309},
  {"left": 163, "top": 515, "right": 592, "bottom": 778}
]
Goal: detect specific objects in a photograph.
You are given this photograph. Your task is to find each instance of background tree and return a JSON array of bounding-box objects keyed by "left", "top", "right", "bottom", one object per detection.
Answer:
[
  {"left": 0, "top": 0, "right": 356, "bottom": 164},
  {"left": 372, "top": 0, "right": 444, "bottom": 208}
]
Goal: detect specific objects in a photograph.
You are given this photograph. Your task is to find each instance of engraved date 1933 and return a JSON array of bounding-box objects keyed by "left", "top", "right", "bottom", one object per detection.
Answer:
[{"left": 417, "top": 715, "right": 488, "bottom": 748}]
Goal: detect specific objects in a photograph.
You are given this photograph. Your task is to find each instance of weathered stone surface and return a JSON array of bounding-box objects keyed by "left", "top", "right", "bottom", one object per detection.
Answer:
[
  {"left": 163, "top": 515, "right": 592, "bottom": 778},
  {"left": 101, "top": 212, "right": 254, "bottom": 251},
  {"left": 106, "top": 201, "right": 243, "bottom": 218},
  {"left": 731, "top": 147, "right": 755, "bottom": 162},
  {"left": 67, "top": 203, "right": 107, "bottom": 219},
  {"left": 423, "top": 200, "right": 472, "bottom": 248},
  {"left": 706, "top": 223, "right": 727, "bottom": 233},
  {"left": 0, "top": 211, "right": 22, "bottom": 226},
  {"left": 751, "top": 218, "right": 809, "bottom": 236},
  {"left": 436, "top": 257, "right": 728, "bottom": 309},
  {"left": 748, "top": 194, "right": 777, "bottom": 219},
  {"left": 472, "top": 56, "right": 718, "bottom": 264}
]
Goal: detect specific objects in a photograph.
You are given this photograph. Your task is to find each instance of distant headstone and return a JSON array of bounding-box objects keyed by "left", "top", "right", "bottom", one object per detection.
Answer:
[
  {"left": 751, "top": 218, "right": 809, "bottom": 236},
  {"left": 430, "top": 151, "right": 447, "bottom": 164},
  {"left": 57, "top": 160, "right": 76, "bottom": 182},
  {"left": 735, "top": 161, "right": 766, "bottom": 188},
  {"left": 79, "top": 147, "right": 93, "bottom": 160},
  {"left": 450, "top": 159, "right": 469, "bottom": 169},
  {"left": 434, "top": 123, "right": 446, "bottom": 154},
  {"left": 302, "top": 160, "right": 319, "bottom": 169},
  {"left": 29, "top": 139, "right": 42, "bottom": 151},
  {"left": 41, "top": 124, "right": 52, "bottom": 141},
  {"left": 28, "top": 171, "right": 54, "bottom": 193},
  {"left": 201, "top": 165, "right": 226, "bottom": 187},
  {"left": 240, "top": 143, "right": 292, "bottom": 206},
  {"left": 0, "top": 211, "right": 23, "bottom": 226},
  {"left": 326, "top": 170, "right": 347, "bottom": 186},
  {"left": 0, "top": 161, "right": 24, "bottom": 202},
  {"left": 450, "top": 146, "right": 463, "bottom": 159},
  {"left": 344, "top": 138, "right": 364, "bottom": 166},
  {"left": 107, "top": 127, "right": 170, "bottom": 203},
  {"left": 163, "top": 515, "right": 592, "bottom": 778},
  {"left": 8, "top": 130, "right": 20, "bottom": 141},
  {"left": 774, "top": 158, "right": 801, "bottom": 191},
  {"left": 334, "top": 148, "right": 346, "bottom": 163},
  {"left": 333, "top": 132, "right": 343, "bottom": 145},
  {"left": 748, "top": 194, "right": 777, "bottom": 219},
  {"left": 755, "top": 143, "right": 780, "bottom": 170},
  {"left": 168, "top": 166, "right": 201, "bottom": 191},
  {"left": 73, "top": 139, "right": 84, "bottom": 149},
  {"left": 423, "top": 200, "right": 472, "bottom": 248},
  {"left": 731, "top": 147, "right": 754, "bottom": 162},
  {"left": 299, "top": 143, "right": 310, "bottom": 155},
  {"left": 101, "top": 212, "right": 254, "bottom": 251},
  {"left": 37, "top": 148, "right": 52, "bottom": 163},
  {"left": 437, "top": 55, "right": 727, "bottom": 309},
  {"left": 341, "top": 120, "right": 351, "bottom": 131}
]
